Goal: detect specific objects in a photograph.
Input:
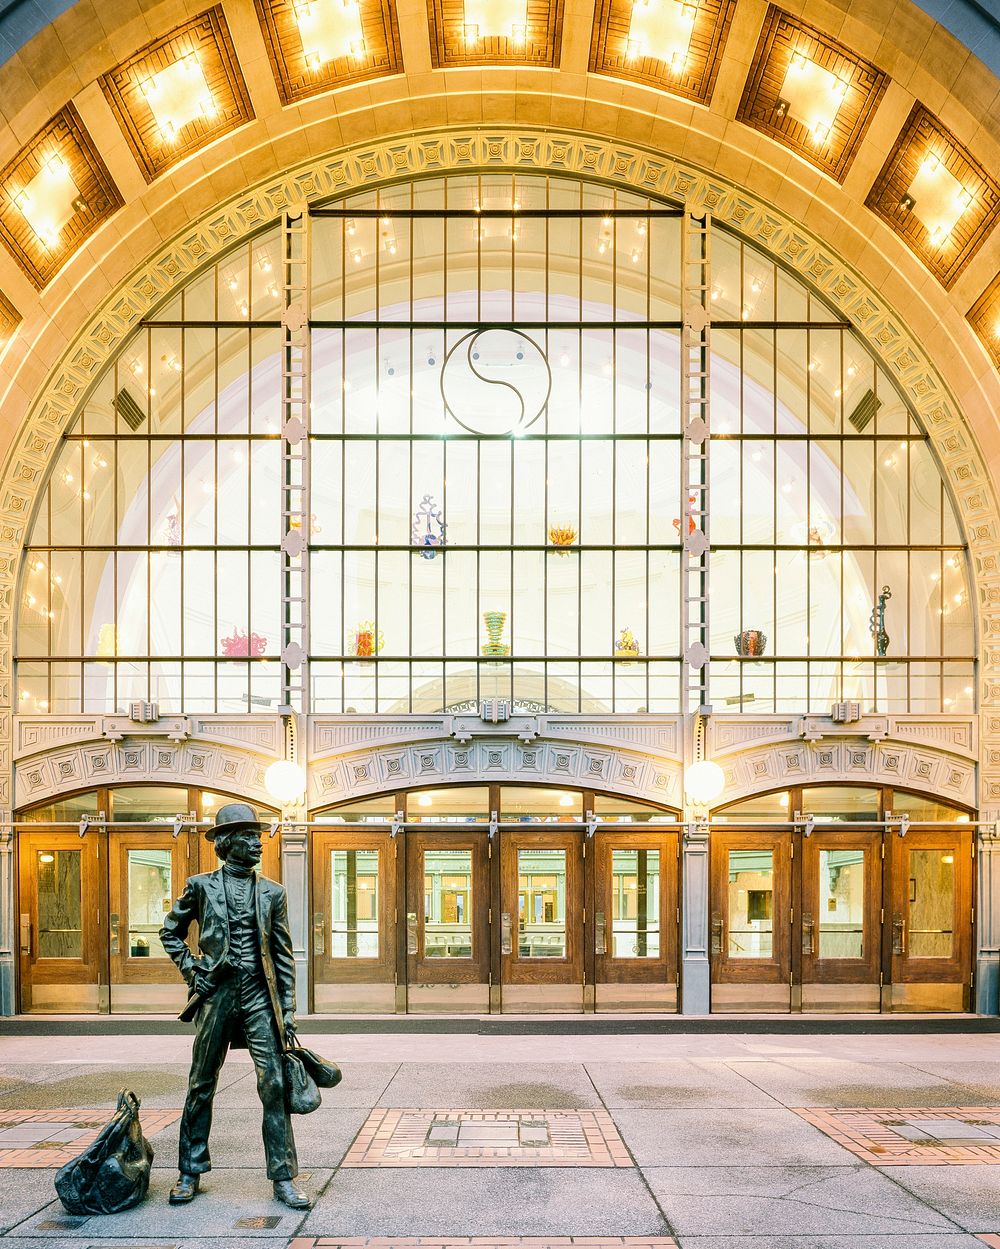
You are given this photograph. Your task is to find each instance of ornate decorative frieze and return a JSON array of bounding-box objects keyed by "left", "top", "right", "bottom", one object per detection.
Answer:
[
  {"left": 309, "top": 737, "right": 683, "bottom": 807},
  {"left": 719, "top": 737, "right": 976, "bottom": 807},
  {"left": 14, "top": 736, "right": 273, "bottom": 807}
]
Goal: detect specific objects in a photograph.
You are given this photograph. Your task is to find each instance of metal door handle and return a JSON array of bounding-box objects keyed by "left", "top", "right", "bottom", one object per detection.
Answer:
[
  {"left": 312, "top": 911, "right": 326, "bottom": 956},
  {"left": 407, "top": 912, "right": 418, "bottom": 955},
  {"left": 500, "top": 911, "right": 512, "bottom": 955},
  {"left": 19, "top": 914, "right": 30, "bottom": 956},
  {"left": 802, "top": 912, "right": 814, "bottom": 955},
  {"left": 109, "top": 912, "right": 120, "bottom": 957},
  {"left": 595, "top": 911, "right": 607, "bottom": 956},
  {"left": 892, "top": 913, "right": 905, "bottom": 956},
  {"left": 710, "top": 911, "right": 723, "bottom": 956}
]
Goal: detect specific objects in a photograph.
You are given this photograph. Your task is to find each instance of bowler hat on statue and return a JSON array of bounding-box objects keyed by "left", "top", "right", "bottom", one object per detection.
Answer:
[{"left": 206, "top": 801, "right": 264, "bottom": 841}]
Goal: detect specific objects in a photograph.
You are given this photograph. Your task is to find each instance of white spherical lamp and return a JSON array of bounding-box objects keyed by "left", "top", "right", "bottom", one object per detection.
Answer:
[
  {"left": 684, "top": 759, "right": 725, "bottom": 807},
  {"left": 265, "top": 760, "right": 307, "bottom": 805}
]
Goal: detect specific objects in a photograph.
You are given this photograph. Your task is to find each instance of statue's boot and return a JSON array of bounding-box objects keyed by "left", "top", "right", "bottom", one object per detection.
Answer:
[
  {"left": 273, "top": 1178, "right": 311, "bottom": 1209},
  {"left": 168, "top": 1173, "right": 200, "bottom": 1204}
]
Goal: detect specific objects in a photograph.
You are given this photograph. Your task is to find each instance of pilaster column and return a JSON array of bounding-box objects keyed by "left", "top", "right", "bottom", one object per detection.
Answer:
[
  {"left": 976, "top": 811, "right": 1000, "bottom": 1015},
  {"left": 0, "top": 815, "right": 13, "bottom": 1015},
  {"left": 280, "top": 822, "right": 310, "bottom": 1016},
  {"left": 681, "top": 821, "right": 711, "bottom": 1014}
]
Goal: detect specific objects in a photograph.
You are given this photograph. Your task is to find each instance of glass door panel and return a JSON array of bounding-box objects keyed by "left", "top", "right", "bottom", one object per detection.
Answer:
[
  {"left": 594, "top": 829, "right": 678, "bottom": 1011},
  {"left": 19, "top": 831, "right": 102, "bottom": 1012},
  {"left": 710, "top": 830, "right": 791, "bottom": 1012},
  {"left": 332, "top": 848, "right": 380, "bottom": 957},
  {"left": 313, "top": 829, "right": 397, "bottom": 1012},
  {"left": 890, "top": 829, "right": 971, "bottom": 1012},
  {"left": 108, "top": 830, "right": 189, "bottom": 1013},
  {"left": 800, "top": 829, "right": 881, "bottom": 1012},
  {"left": 406, "top": 831, "right": 488, "bottom": 1012},
  {"left": 500, "top": 829, "right": 583, "bottom": 1012}
]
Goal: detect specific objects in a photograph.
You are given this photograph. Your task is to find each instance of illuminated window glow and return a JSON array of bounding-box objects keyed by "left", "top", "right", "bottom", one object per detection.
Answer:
[
  {"left": 463, "top": 0, "right": 529, "bottom": 42},
  {"left": 626, "top": 0, "right": 696, "bottom": 69},
  {"left": 138, "top": 54, "right": 216, "bottom": 143},
  {"left": 778, "top": 52, "right": 849, "bottom": 144},
  {"left": 13, "top": 155, "right": 80, "bottom": 250},
  {"left": 906, "top": 154, "right": 973, "bottom": 247}
]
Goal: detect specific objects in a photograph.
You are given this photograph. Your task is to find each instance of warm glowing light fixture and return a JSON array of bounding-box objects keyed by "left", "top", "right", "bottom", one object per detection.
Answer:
[
  {"left": 626, "top": 0, "right": 696, "bottom": 70},
  {"left": 462, "top": 0, "right": 529, "bottom": 43},
  {"left": 264, "top": 759, "right": 307, "bottom": 804},
  {"left": 905, "top": 153, "right": 974, "bottom": 247},
  {"left": 684, "top": 759, "right": 725, "bottom": 806},
  {"left": 13, "top": 154, "right": 81, "bottom": 249},
  {"left": 138, "top": 53, "right": 216, "bottom": 143},
  {"left": 294, "top": 0, "right": 366, "bottom": 66},
  {"left": 777, "top": 51, "right": 848, "bottom": 143}
]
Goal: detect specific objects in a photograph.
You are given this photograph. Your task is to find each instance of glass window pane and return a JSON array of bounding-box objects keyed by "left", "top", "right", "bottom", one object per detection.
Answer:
[
  {"left": 501, "top": 787, "right": 581, "bottom": 819},
  {"left": 111, "top": 786, "right": 190, "bottom": 822},
  {"left": 423, "top": 849, "right": 472, "bottom": 957},
  {"left": 818, "top": 848, "right": 864, "bottom": 958},
  {"left": 891, "top": 792, "right": 971, "bottom": 821},
  {"left": 331, "top": 849, "right": 379, "bottom": 957},
  {"left": 409, "top": 787, "right": 489, "bottom": 822},
  {"left": 592, "top": 795, "right": 677, "bottom": 823},
  {"left": 36, "top": 850, "right": 82, "bottom": 958},
  {"left": 801, "top": 787, "right": 879, "bottom": 822},
  {"left": 715, "top": 792, "right": 789, "bottom": 821},
  {"left": 727, "top": 848, "right": 773, "bottom": 959},
  {"left": 611, "top": 848, "right": 660, "bottom": 957},
  {"left": 518, "top": 848, "right": 566, "bottom": 957},
  {"left": 22, "top": 793, "right": 99, "bottom": 823},
  {"left": 127, "top": 848, "right": 172, "bottom": 957},
  {"left": 315, "top": 795, "right": 397, "bottom": 823},
  {"left": 908, "top": 848, "right": 954, "bottom": 959}
]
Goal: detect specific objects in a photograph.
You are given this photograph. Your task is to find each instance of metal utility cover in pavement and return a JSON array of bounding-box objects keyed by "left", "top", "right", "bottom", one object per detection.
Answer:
[
  {"left": 342, "top": 1108, "right": 632, "bottom": 1167},
  {"left": 235, "top": 1215, "right": 283, "bottom": 1228}
]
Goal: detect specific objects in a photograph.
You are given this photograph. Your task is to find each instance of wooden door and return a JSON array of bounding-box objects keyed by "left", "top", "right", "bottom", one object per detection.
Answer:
[
  {"left": 19, "top": 830, "right": 103, "bottom": 1013},
  {"left": 500, "top": 829, "right": 584, "bottom": 1012},
  {"left": 108, "top": 828, "right": 191, "bottom": 1013},
  {"left": 800, "top": 829, "right": 881, "bottom": 1012},
  {"left": 594, "top": 829, "right": 678, "bottom": 1011},
  {"left": 312, "top": 829, "right": 397, "bottom": 1013},
  {"left": 405, "top": 829, "right": 490, "bottom": 1012},
  {"left": 710, "top": 829, "right": 791, "bottom": 1011},
  {"left": 889, "top": 828, "right": 972, "bottom": 1012}
]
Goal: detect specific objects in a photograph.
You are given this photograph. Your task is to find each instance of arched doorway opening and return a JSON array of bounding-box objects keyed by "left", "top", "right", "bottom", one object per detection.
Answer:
[
  {"left": 310, "top": 783, "right": 680, "bottom": 1013},
  {"left": 16, "top": 784, "right": 279, "bottom": 1013},
  {"left": 710, "top": 784, "right": 974, "bottom": 1013}
]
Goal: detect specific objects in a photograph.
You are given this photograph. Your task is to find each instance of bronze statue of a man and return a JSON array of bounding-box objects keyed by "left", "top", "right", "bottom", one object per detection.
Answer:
[{"left": 159, "top": 802, "right": 310, "bottom": 1210}]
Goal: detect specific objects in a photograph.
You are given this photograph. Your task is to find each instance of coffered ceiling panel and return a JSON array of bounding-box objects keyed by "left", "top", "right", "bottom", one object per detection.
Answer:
[
  {"left": 427, "top": 0, "right": 564, "bottom": 67},
  {"left": 968, "top": 273, "right": 1000, "bottom": 371},
  {"left": 254, "top": 0, "right": 403, "bottom": 104},
  {"left": 736, "top": 6, "right": 888, "bottom": 184},
  {"left": 0, "top": 105, "right": 124, "bottom": 289},
  {"left": 589, "top": 0, "right": 735, "bottom": 105},
  {"left": 0, "top": 290, "right": 20, "bottom": 346},
  {"left": 100, "top": 7, "right": 254, "bottom": 183},
  {"left": 866, "top": 104, "right": 1000, "bottom": 290}
]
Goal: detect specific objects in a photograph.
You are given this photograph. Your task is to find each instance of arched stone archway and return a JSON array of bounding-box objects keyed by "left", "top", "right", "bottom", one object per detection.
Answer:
[{"left": 1, "top": 126, "right": 997, "bottom": 815}]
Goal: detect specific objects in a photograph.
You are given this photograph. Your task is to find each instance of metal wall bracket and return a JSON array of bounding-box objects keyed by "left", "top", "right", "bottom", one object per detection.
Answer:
[
  {"left": 794, "top": 810, "right": 816, "bottom": 837},
  {"left": 391, "top": 810, "right": 404, "bottom": 839},
  {"left": 489, "top": 809, "right": 498, "bottom": 840}
]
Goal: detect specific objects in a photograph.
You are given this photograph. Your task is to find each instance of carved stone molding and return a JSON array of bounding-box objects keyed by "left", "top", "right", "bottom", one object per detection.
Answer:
[
  {"left": 309, "top": 737, "right": 683, "bottom": 808},
  {"left": 0, "top": 126, "right": 996, "bottom": 813},
  {"left": 720, "top": 738, "right": 976, "bottom": 808},
  {"left": 13, "top": 737, "right": 274, "bottom": 807},
  {"left": 15, "top": 714, "right": 283, "bottom": 760},
  {"left": 310, "top": 715, "right": 685, "bottom": 762},
  {"left": 710, "top": 714, "right": 978, "bottom": 762}
]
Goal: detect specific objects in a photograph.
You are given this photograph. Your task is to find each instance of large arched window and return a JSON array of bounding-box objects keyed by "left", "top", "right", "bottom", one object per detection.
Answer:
[{"left": 15, "top": 174, "right": 974, "bottom": 715}]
